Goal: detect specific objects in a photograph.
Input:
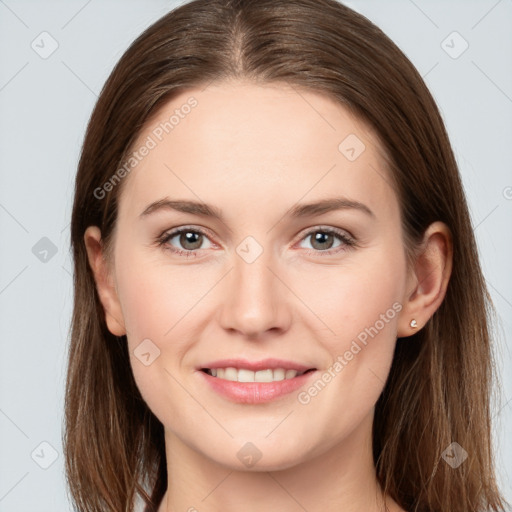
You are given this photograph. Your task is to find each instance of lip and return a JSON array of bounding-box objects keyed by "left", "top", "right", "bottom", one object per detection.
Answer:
[
  {"left": 198, "top": 358, "right": 315, "bottom": 372},
  {"left": 198, "top": 367, "right": 318, "bottom": 404}
]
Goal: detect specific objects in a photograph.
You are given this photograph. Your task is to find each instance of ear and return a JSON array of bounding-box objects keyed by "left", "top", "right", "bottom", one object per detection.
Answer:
[
  {"left": 397, "top": 221, "right": 453, "bottom": 337},
  {"left": 84, "top": 226, "right": 126, "bottom": 336}
]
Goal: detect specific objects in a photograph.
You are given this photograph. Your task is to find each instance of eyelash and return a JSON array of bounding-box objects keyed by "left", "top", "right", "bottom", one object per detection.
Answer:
[{"left": 156, "top": 225, "right": 357, "bottom": 258}]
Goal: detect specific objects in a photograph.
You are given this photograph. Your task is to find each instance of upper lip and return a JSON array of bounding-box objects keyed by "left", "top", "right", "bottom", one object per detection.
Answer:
[{"left": 198, "top": 358, "right": 316, "bottom": 372}]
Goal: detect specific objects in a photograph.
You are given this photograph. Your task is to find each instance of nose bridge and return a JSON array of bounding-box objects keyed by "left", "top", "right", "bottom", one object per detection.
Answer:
[{"left": 218, "top": 235, "right": 291, "bottom": 336}]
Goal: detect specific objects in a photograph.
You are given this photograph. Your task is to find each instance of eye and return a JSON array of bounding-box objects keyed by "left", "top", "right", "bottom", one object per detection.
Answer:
[
  {"left": 157, "top": 226, "right": 213, "bottom": 257},
  {"left": 156, "top": 225, "right": 356, "bottom": 258},
  {"left": 297, "top": 227, "right": 356, "bottom": 256}
]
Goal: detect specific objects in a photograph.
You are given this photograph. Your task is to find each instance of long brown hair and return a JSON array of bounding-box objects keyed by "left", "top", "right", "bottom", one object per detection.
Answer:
[{"left": 64, "top": 0, "right": 507, "bottom": 510}]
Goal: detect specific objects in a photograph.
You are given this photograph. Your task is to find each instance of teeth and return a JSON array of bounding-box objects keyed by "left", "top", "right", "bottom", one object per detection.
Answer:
[{"left": 208, "top": 367, "right": 305, "bottom": 382}]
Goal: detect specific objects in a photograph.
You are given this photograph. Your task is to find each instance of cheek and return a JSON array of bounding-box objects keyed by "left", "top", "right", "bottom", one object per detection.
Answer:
[
  {"left": 113, "top": 252, "right": 207, "bottom": 421},
  {"left": 113, "top": 248, "right": 216, "bottom": 383},
  {"left": 292, "top": 264, "right": 404, "bottom": 432},
  {"left": 114, "top": 239, "right": 204, "bottom": 341},
  {"left": 299, "top": 249, "right": 403, "bottom": 336},
  {"left": 300, "top": 246, "right": 405, "bottom": 382},
  {"left": 116, "top": 268, "right": 172, "bottom": 342}
]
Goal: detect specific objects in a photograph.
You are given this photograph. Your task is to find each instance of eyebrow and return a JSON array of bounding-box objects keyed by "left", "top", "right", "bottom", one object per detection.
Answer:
[{"left": 139, "top": 196, "right": 375, "bottom": 221}]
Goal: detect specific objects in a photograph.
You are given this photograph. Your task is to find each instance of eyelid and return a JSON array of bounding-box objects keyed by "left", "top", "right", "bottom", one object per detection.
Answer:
[
  {"left": 157, "top": 225, "right": 218, "bottom": 248},
  {"left": 294, "top": 224, "right": 355, "bottom": 245}
]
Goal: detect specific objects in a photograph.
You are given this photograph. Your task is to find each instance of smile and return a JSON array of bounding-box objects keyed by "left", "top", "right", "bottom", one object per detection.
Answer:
[
  {"left": 201, "top": 367, "right": 314, "bottom": 382},
  {"left": 198, "top": 368, "right": 318, "bottom": 404}
]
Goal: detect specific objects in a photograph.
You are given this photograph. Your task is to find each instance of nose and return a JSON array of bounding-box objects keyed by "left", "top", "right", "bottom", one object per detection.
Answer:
[{"left": 218, "top": 246, "right": 292, "bottom": 338}]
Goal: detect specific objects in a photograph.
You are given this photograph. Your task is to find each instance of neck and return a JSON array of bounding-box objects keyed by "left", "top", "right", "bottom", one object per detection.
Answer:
[{"left": 157, "top": 411, "right": 396, "bottom": 512}]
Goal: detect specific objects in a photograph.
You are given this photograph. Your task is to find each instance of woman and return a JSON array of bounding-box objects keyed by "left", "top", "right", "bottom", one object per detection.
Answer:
[{"left": 64, "top": 0, "right": 508, "bottom": 510}]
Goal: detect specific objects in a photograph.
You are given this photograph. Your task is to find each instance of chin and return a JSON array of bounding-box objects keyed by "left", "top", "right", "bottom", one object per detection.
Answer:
[{"left": 199, "top": 436, "right": 315, "bottom": 472}]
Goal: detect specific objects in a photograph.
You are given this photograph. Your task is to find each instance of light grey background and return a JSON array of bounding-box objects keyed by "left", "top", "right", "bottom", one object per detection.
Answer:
[{"left": 0, "top": 0, "right": 511, "bottom": 510}]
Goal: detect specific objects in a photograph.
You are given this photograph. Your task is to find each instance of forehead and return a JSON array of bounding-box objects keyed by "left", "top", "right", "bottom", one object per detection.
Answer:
[{"left": 118, "top": 80, "right": 396, "bottom": 221}]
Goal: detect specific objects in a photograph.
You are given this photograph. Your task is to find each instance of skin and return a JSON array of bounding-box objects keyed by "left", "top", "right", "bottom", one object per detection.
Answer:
[{"left": 85, "top": 80, "right": 452, "bottom": 512}]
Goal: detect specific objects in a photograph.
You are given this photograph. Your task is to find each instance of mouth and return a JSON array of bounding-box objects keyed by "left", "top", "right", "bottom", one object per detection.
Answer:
[
  {"left": 198, "top": 365, "right": 318, "bottom": 404},
  {"left": 200, "top": 367, "right": 317, "bottom": 382}
]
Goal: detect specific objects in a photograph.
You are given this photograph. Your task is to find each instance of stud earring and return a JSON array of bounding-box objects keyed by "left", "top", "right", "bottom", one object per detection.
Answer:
[{"left": 410, "top": 319, "right": 418, "bottom": 328}]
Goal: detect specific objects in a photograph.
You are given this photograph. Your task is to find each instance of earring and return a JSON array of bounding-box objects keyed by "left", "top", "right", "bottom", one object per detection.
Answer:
[{"left": 410, "top": 319, "right": 418, "bottom": 328}]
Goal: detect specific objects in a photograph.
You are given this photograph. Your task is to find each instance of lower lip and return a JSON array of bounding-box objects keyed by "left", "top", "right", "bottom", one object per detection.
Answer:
[{"left": 198, "top": 370, "right": 317, "bottom": 404}]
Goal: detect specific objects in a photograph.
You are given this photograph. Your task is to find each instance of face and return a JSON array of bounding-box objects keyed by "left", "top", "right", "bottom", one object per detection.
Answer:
[{"left": 90, "top": 80, "right": 414, "bottom": 470}]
